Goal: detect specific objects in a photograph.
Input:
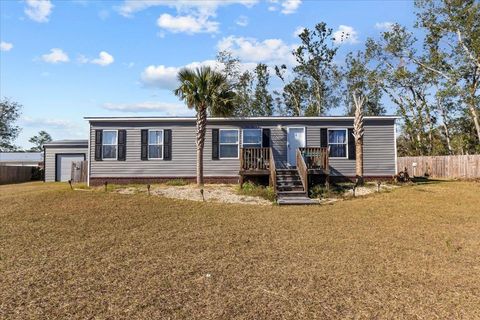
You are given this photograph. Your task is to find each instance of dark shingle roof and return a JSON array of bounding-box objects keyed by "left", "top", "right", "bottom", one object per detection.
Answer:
[{"left": 43, "top": 140, "right": 88, "bottom": 147}]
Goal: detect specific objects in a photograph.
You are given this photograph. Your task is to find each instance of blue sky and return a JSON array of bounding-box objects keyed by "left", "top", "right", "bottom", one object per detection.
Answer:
[{"left": 0, "top": 0, "right": 415, "bottom": 149}]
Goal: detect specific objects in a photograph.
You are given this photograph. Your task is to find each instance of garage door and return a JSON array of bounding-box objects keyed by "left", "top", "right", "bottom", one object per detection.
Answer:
[{"left": 56, "top": 154, "right": 85, "bottom": 182}]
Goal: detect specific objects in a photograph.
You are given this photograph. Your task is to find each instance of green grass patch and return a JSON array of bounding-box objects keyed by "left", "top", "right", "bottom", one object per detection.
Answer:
[
  {"left": 310, "top": 182, "right": 353, "bottom": 198},
  {"left": 238, "top": 181, "right": 276, "bottom": 202},
  {"left": 165, "top": 179, "right": 189, "bottom": 186}
]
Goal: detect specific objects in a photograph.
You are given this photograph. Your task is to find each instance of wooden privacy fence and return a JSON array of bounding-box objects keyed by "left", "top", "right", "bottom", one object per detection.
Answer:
[
  {"left": 0, "top": 166, "right": 32, "bottom": 184},
  {"left": 397, "top": 155, "right": 480, "bottom": 179},
  {"left": 71, "top": 161, "right": 88, "bottom": 183}
]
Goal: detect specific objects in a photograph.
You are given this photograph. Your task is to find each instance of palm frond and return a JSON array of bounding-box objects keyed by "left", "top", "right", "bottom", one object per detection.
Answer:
[{"left": 173, "top": 66, "right": 236, "bottom": 116}]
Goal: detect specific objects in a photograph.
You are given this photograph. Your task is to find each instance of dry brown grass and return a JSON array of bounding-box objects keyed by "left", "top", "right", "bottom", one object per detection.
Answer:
[{"left": 1, "top": 181, "right": 479, "bottom": 319}]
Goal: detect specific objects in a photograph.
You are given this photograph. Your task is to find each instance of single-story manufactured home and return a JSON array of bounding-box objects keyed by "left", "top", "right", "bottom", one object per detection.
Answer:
[
  {"left": 82, "top": 116, "right": 398, "bottom": 198},
  {"left": 44, "top": 140, "right": 88, "bottom": 182}
]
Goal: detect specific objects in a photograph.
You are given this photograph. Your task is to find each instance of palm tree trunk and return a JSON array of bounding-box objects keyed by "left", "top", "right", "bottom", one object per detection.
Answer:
[
  {"left": 196, "top": 106, "right": 207, "bottom": 186},
  {"left": 356, "top": 139, "right": 364, "bottom": 184},
  {"left": 353, "top": 93, "right": 365, "bottom": 185}
]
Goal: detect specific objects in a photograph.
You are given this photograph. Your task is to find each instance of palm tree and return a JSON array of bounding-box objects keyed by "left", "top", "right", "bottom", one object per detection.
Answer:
[
  {"left": 174, "top": 66, "right": 235, "bottom": 186},
  {"left": 352, "top": 93, "right": 365, "bottom": 185}
]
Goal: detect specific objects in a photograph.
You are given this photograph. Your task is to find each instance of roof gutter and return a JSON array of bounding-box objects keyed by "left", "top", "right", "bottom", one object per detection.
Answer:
[{"left": 84, "top": 116, "right": 400, "bottom": 122}]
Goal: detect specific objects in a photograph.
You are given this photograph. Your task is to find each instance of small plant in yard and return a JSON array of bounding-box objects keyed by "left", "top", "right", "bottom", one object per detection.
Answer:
[
  {"left": 101, "top": 183, "right": 141, "bottom": 193},
  {"left": 238, "top": 181, "right": 276, "bottom": 202},
  {"left": 73, "top": 183, "right": 90, "bottom": 190},
  {"left": 310, "top": 182, "right": 356, "bottom": 199},
  {"left": 165, "top": 179, "right": 189, "bottom": 186},
  {"left": 309, "top": 184, "right": 328, "bottom": 199}
]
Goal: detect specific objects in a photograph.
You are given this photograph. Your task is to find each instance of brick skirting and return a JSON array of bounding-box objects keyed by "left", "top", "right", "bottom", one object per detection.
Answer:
[
  {"left": 89, "top": 176, "right": 239, "bottom": 186},
  {"left": 89, "top": 175, "right": 394, "bottom": 186}
]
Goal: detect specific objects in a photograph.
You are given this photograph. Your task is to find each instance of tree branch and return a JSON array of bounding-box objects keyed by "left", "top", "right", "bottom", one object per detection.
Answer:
[
  {"left": 456, "top": 29, "right": 480, "bottom": 70},
  {"left": 411, "top": 57, "right": 452, "bottom": 81}
]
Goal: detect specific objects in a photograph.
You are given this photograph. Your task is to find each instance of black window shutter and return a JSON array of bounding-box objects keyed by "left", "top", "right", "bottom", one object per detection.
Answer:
[
  {"left": 212, "top": 129, "right": 219, "bottom": 160},
  {"left": 262, "top": 128, "right": 271, "bottom": 148},
  {"left": 320, "top": 128, "right": 328, "bottom": 148},
  {"left": 163, "top": 129, "right": 172, "bottom": 160},
  {"left": 348, "top": 128, "right": 356, "bottom": 160},
  {"left": 118, "top": 130, "right": 127, "bottom": 161},
  {"left": 95, "top": 129, "right": 103, "bottom": 161},
  {"left": 141, "top": 129, "right": 148, "bottom": 160}
]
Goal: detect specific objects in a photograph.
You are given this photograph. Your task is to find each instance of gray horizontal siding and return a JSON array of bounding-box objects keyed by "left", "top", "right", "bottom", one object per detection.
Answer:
[
  {"left": 90, "top": 123, "right": 240, "bottom": 178},
  {"left": 305, "top": 120, "right": 396, "bottom": 177},
  {"left": 363, "top": 124, "right": 396, "bottom": 176},
  {"left": 89, "top": 119, "right": 396, "bottom": 179},
  {"left": 44, "top": 147, "right": 88, "bottom": 182}
]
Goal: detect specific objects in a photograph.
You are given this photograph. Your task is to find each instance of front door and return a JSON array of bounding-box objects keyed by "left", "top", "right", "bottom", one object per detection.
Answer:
[{"left": 287, "top": 127, "right": 305, "bottom": 167}]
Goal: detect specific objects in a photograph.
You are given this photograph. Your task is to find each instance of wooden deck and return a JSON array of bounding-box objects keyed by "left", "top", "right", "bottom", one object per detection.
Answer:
[
  {"left": 239, "top": 147, "right": 276, "bottom": 190},
  {"left": 239, "top": 147, "right": 330, "bottom": 199}
]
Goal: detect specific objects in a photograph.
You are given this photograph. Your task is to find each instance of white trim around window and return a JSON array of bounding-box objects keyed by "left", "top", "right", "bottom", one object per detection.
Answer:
[
  {"left": 148, "top": 129, "right": 164, "bottom": 160},
  {"left": 219, "top": 128, "right": 240, "bottom": 159},
  {"left": 327, "top": 128, "right": 348, "bottom": 159},
  {"left": 102, "top": 129, "right": 118, "bottom": 160},
  {"left": 241, "top": 128, "right": 262, "bottom": 148}
]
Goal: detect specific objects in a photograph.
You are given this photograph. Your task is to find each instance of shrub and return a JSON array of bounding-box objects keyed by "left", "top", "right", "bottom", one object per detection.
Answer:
[
  {"left": 165, "top": 179, "right": 189, "bottom": 186},
  {"left": 310, "top": 183, "right": 352, "bottom": 199},
  {"left": 238, "top": 181, "right": 276, "bottom": 202},
  {"left": 31, "top": 167, "right": 44, "bottom": 181},
  {"left": 309, "top": 184, "right": 328, "bottom": 198}
]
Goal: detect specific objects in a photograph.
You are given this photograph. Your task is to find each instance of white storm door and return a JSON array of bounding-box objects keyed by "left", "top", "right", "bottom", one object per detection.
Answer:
[{"left": 287, "top": 127, "right": 305, "bottom": 167}]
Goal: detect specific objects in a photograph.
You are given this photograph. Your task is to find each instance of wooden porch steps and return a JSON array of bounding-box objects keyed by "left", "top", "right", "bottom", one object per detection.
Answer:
[
  {"left": 275, "top": 169, "right": 317, "bottom": 205},
  {"left": 277, "top": 196, "right": 319, "bottom": 205}
]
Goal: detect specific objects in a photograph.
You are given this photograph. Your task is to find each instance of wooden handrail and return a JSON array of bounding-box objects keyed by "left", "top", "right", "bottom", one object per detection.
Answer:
[
  {"left": 299, "top": 147, "right": 329, "bottom": 170},
  {"left": 296, "top": 149, "right": 308, "bottom": 192},
  {"left": 269, "top": 147, "right": 276, "bottom": 192},
  {"left": 240, "top": 147, "right": 271, "bottom": 171}
]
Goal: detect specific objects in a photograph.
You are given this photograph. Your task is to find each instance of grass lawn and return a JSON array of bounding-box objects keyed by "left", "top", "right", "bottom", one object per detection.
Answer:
[{"left": 1, "top": 181, "right": 480, "bottom": 319}]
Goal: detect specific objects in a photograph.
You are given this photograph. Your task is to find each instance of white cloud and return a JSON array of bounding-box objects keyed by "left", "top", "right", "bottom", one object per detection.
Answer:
[
  {"left": 268, "top": 0, "right": 301, "bottom": 14},
  {"left": 78, "top": 51, "right": 114, "bottom": 66},
  {"left": 91, "top": 51, "right": 114, "bottom": 66},
  {"left": 20, "top": 116, "right": 88, "bottom": 142},
  {"left": 118, "top": 0, "right": 258, "bottom": 34},
  {"left": 140, "top": 65, "right": 181, "bottom": 90},
  {"left": 0, "top": 41, "right": 13, "bottom": 51},
  {"left": 77, "top": 54, "right": 89, "bottom": 64},
  {"left": 140, "top": 60, "right": 221, "bottom": 90},
  {"left": 21, "top": 116, "right": 74, "bottom": 129},
  {"left": 157, "top": 14, "right": 219, "bottom": 34},
  {"left": 118, "top": 0, "right": 258, "bottom": 17},
  {"left": 41, "top": 48, "right": 69, "bottom": 64},
  {"left": 281, "top": 0, "right": 301, "bottom": 14},
  {"left": 217, "top": 36, "right": 297, "bottom": 65},
  {"left": 102, "top": 101, "right": 193, "bottom": 115},
  {"left": 24, "top": 0, "right": 53, "bottom": 23},
  {"left": 293, "top": 26, "right": 305, "bottom": 37},
  {"left": 333, "top": 25, "right": 359, "bottom": 45},
  {"left": 375, "top": 22, "right": 394, "bottom": 31},
  {"left": 235, "top": 15, "right": 249, "bottom": 27}
]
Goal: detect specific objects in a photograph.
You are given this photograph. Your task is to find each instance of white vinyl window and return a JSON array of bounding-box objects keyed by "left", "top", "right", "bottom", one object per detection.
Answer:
[
  {"left": 328, "top": 129, "right": 348, "bottom": 158},
  {"left": 102, "top": 130, "right": 118, "bottom": 160},
  {"left": 242, "top": 129, "right": 262, "bottom": 148},
  {"left": 219, "top": 129, "right": 239, "bottom": 159},
  {"left": 148, "top": 129, "right": 163, "bottom": 159}
]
